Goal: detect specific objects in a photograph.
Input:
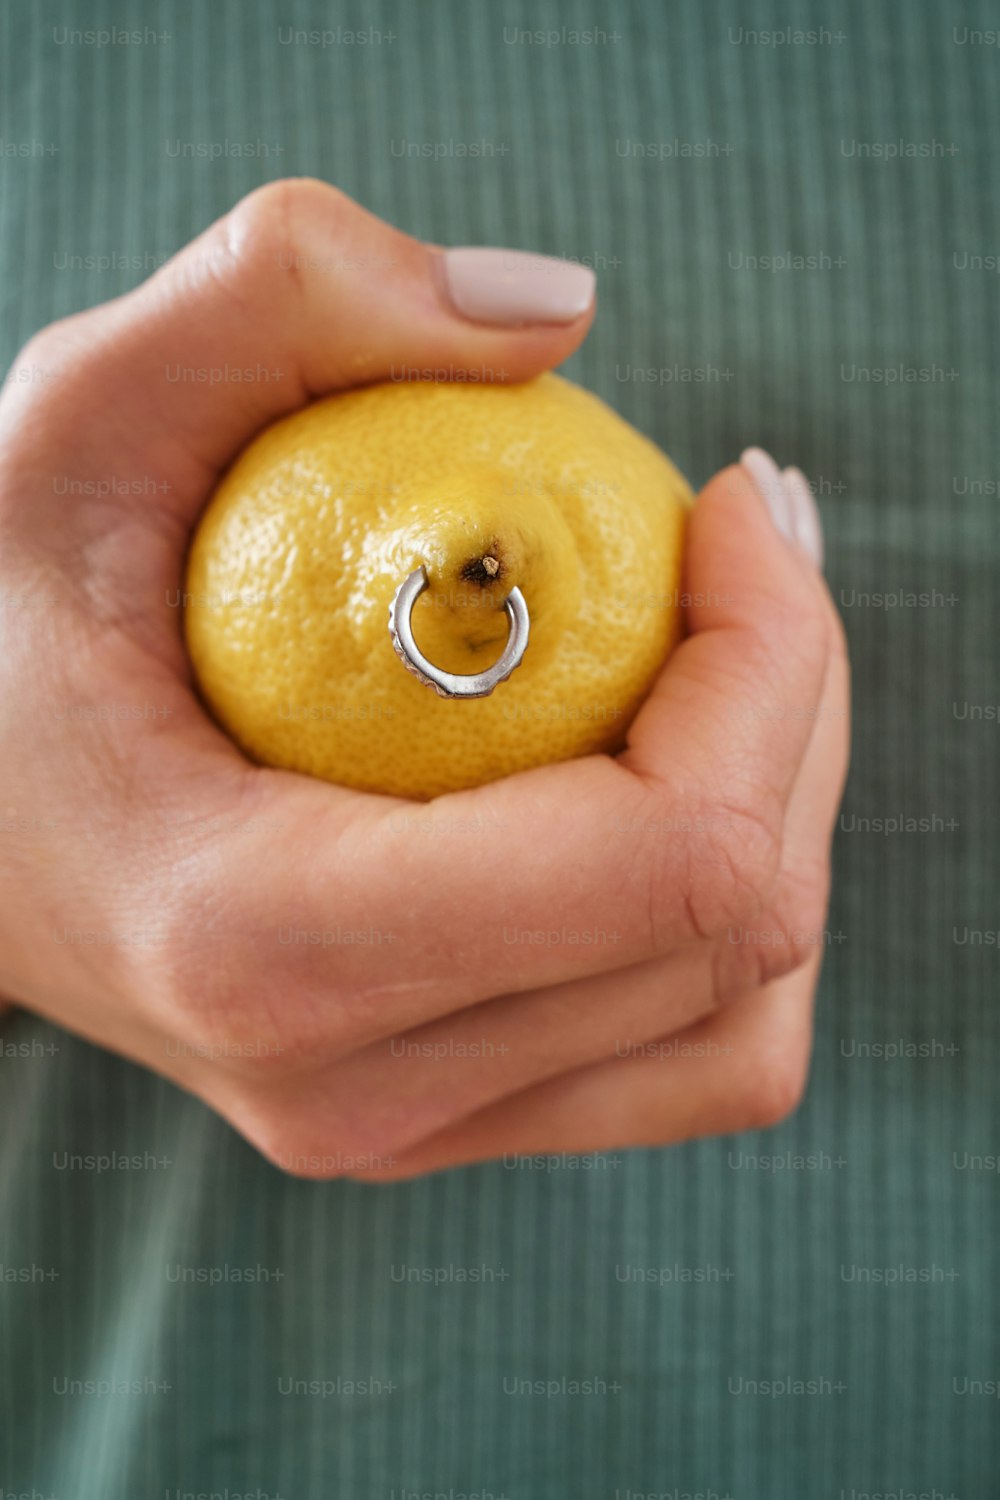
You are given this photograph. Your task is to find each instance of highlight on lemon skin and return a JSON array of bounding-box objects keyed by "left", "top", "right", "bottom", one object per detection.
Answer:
[{"left": 184, "top": 373, "right": 692, "bottom": 801}]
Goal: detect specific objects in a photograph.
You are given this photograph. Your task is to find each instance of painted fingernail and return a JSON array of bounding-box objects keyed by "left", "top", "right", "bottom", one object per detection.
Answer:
[
  {"left": 740, "top": 447, "right": 796, "bottom": 544},
  {"left": 441, "top": 247, "right": 595, "bottom": 326},
  {"left": 781, "top": 466, "right": 825, "bottom": 569}
]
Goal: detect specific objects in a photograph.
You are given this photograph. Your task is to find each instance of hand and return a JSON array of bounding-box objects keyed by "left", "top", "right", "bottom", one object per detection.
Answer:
[{"left": 0, "top": 179, "right": 849, "bottom": 1179}]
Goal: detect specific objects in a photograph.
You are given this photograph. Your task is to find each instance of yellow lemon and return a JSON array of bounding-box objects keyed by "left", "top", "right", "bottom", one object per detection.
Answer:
[{"left": 185, "top": 373, "right": 691, "bottom": 800}]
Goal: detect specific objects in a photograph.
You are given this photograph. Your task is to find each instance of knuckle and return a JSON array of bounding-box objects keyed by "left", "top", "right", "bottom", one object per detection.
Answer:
[
  {"left": 221, "top": 177, "right": 354, "bottom": 288},
  {"left": 235, "top": 175, "right": 351, "bottom": 225},
  {"left": 2, "top": 315, "right": 92, "bottom": 403},
  {"left": 737, "top": 1045, "right": 811, "bottom": 1132},
  {"left": 713, "top": 858, "right": 831, "bottom": 1000},
  {"left": 13, "top": 322, "right": 65, "bottom": 372},
  {"left": 712, "top": 934, "right": 788, "bottom": 1004},
  {"left": 19, "top": 313, "right": 90, "bottom": 361},
  {"left": 673, "top": 798, "right": 782, "bottom": 945},
  {"left": 235, "top": 1107, "right": 330, "bottom": 1179},
  {"left": 234, "top": 1097, "right": 400, "bottom": 1182}
]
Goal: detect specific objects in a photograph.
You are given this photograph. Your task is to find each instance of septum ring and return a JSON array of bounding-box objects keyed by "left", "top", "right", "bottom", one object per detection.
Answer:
[{"left": 388, "top": 565, "right": 530, "bottom": 699}]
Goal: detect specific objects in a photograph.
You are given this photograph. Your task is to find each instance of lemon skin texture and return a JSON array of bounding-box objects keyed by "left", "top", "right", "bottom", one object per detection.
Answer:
[{"left": 185, "top": 373, "right": 692, "bottom": 801}]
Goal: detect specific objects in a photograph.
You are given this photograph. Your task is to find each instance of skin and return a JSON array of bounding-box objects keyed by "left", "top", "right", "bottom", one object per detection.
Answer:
[{"left": 0, "top": 179, "right": 850, "bottom": 1180}]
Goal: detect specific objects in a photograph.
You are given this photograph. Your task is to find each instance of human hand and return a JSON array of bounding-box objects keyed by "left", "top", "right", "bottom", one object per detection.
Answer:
[{"left": 0, "top": 180, "right": 848, "bottom": 1179}]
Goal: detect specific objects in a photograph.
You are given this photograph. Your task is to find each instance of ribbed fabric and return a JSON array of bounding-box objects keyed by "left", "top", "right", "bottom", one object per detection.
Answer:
[{"left": 1, "top": 0, "right": 998, "bottom": 1494}]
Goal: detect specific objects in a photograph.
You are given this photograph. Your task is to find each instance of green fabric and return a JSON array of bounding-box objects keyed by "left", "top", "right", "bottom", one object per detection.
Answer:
[{"left": 1, "top": 0, "right": 998, "bottom": 1494}]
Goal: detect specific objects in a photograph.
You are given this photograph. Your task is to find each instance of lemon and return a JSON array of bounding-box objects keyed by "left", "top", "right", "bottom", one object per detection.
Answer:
[{"left": 185, "top": 373, "right": 691, "bottom": 800}]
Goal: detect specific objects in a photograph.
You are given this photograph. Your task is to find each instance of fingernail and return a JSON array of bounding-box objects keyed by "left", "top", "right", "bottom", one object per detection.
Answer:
[
  {"left": 740, "top": 447, "right": 796, "bottom": 544},
  {"left": 441, "top": 247, "right": 595, "bottom": 326},
  {"left": 781, "top": 466, "right": 825, "bottom": 569}
]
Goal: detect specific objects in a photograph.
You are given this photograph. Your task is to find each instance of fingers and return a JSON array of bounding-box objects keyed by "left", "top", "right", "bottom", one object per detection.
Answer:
[
  {"left": 617, "top": 462, "right": 835, "bottom": 928},
  {"left": 255, "top": 460, "right": 835, "bottom": 993},
  {"left": 403, "top": 462, "right": 835, "bottom": 967},
  {"left": 209, "top": 944, "right": 718, "bottom": 1163},
  {"left": 212, "top": 601, "right": 847, "bottom": 1168},
  {"left": 350, "top": 955, "right": 821, "bottom": 1180},
  {"left": 707, "top": 634, "right": 848, "bottom": 1001},
  {"left": 0, "top": 179, "right": 595, "bottom": 527},
  {"left": 705, "top": 461, "right": 850, "bottom": 998},
  {"left": 147, "top": 457, "right": 843, "bottom": 1070},
  {"left": 185, "top": 672, "right": 842, "bottom": 1173}
]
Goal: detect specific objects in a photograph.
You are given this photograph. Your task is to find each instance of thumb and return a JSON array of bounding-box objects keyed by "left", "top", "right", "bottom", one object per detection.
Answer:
[{"left": 1, "top": 178, "right": 595, "bottom": 517}]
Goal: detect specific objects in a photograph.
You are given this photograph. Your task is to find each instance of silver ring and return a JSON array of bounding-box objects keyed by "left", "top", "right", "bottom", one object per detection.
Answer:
[{"left": 388, "top": 565, "right": 530, "bottom": 699}]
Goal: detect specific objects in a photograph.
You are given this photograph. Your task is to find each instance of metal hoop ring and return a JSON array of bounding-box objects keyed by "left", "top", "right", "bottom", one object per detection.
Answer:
[{"left": 388, "top": 565, "right": 530, "bottom": 699}]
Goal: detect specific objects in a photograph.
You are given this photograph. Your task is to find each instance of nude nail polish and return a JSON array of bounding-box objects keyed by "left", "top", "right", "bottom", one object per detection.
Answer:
[{"left": 441, "top": 247, "right": 595, "bottom": 326}]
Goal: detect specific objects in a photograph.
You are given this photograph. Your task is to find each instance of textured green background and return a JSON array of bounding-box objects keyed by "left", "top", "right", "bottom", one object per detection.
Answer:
[{"left": 1, "top": 0, "right": 998, "bottom": 1495}]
